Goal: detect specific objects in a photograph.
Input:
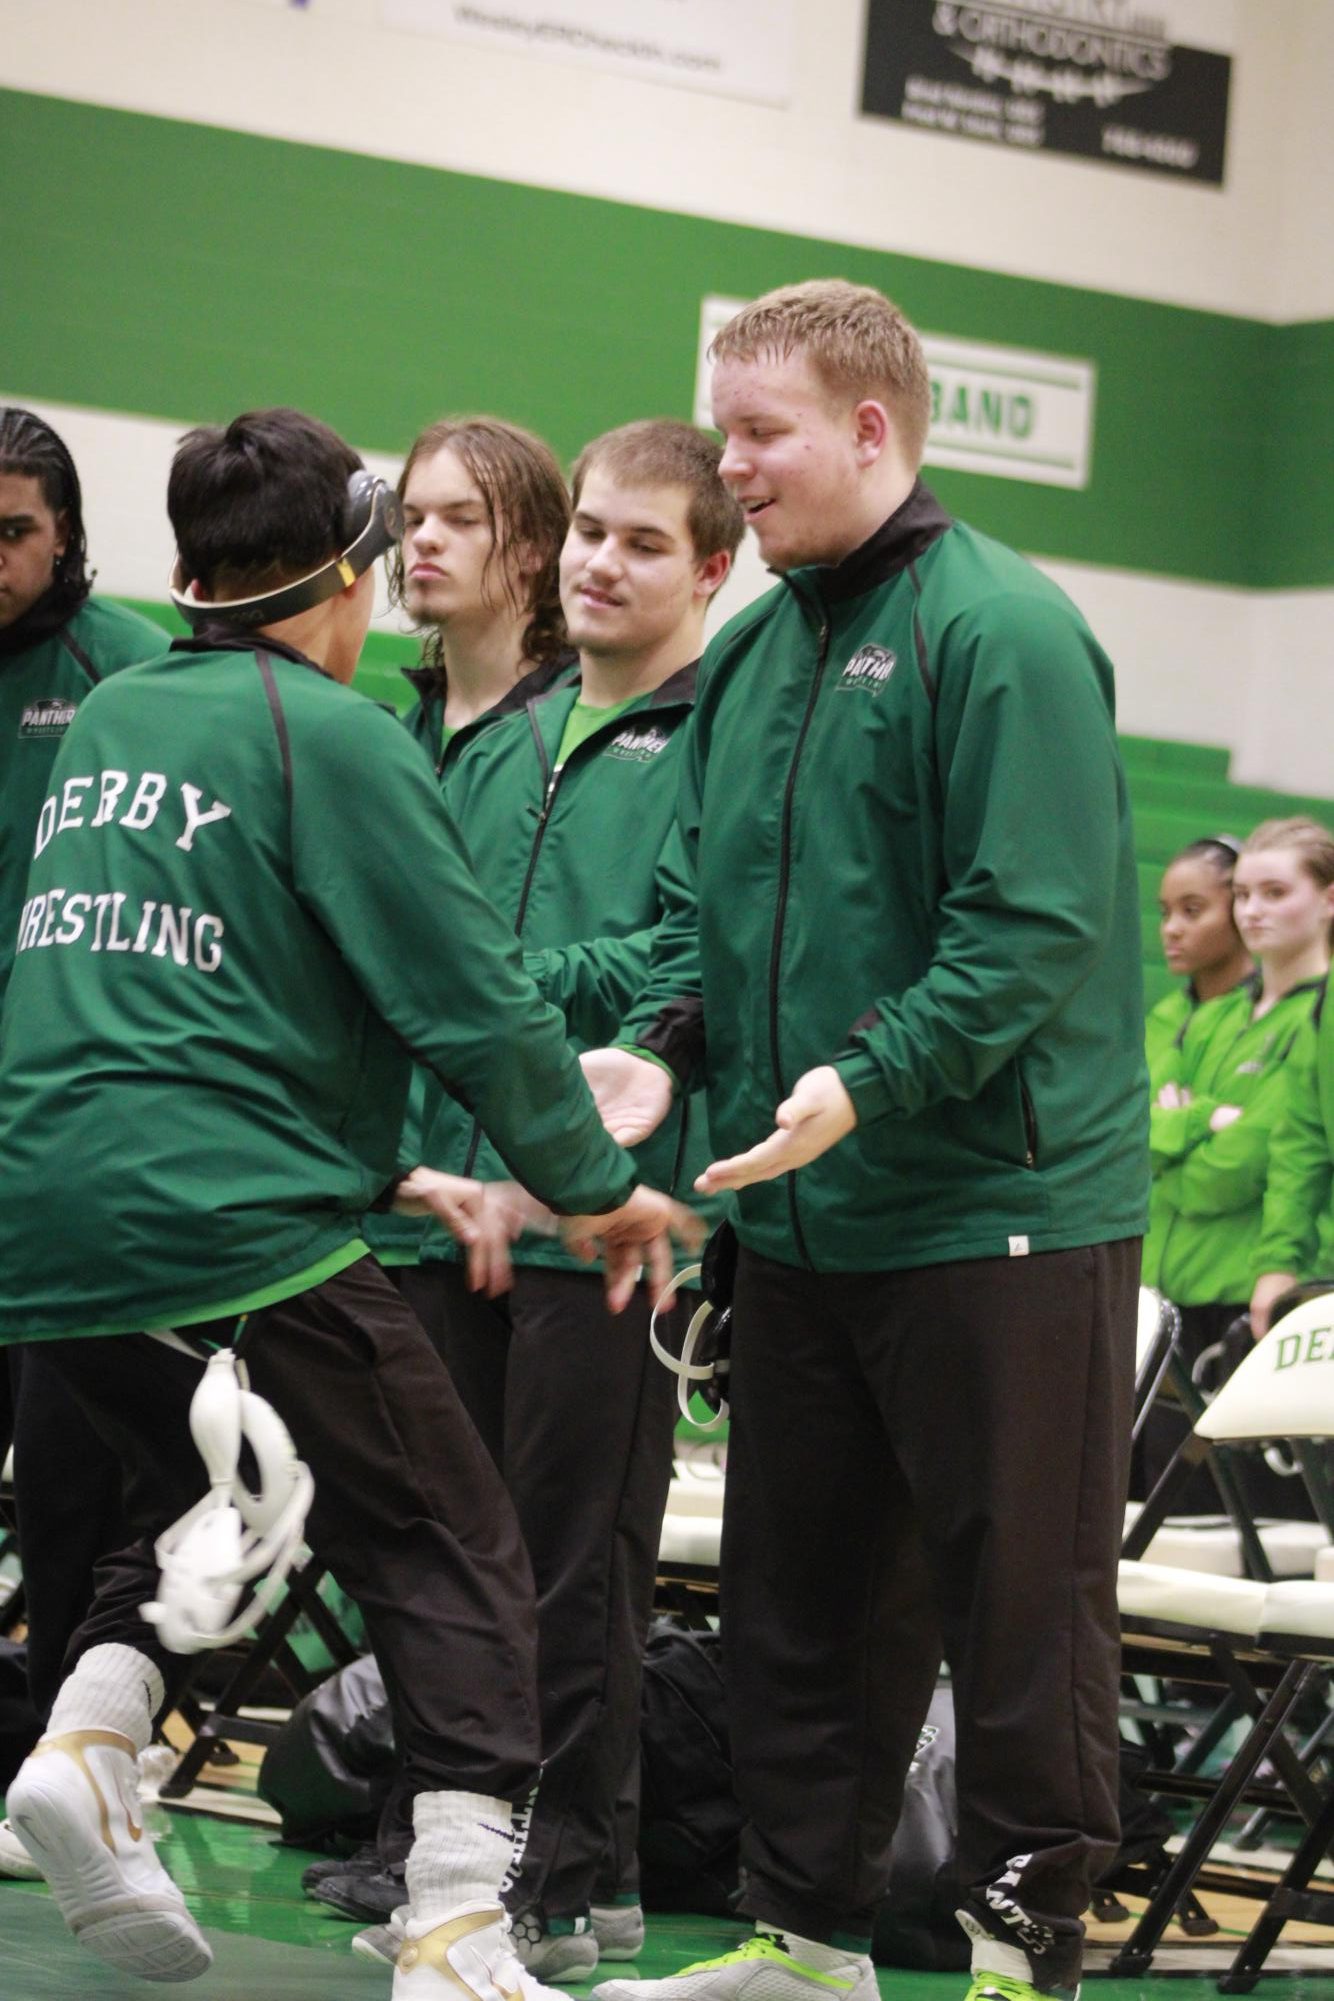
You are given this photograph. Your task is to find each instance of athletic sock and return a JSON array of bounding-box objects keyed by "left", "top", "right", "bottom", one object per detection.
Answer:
[
  {"left": 407, "top": 1791, "right": 516, "bottom": 1928},
  {"left": 45, "top": 1645, "right": 163, "bottom": 1755}
]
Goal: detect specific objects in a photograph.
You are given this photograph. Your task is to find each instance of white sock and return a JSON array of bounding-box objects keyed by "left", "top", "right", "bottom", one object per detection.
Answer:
[
  {"left": 45, "top": 1644, "right": 163, "bottom": 1755},
  {"left": 772, "top": 1929, "right": 872, "bottom": 1972},
  {"left": 407, "top": 1791, "right": 515, "bottom": 1929}
]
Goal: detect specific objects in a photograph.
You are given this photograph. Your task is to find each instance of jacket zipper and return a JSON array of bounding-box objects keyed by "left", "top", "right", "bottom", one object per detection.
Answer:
[
  {"left": 1020, "top": 1077, "right": 1038, "bottom": 1169},
  {"left": 462, "top": 708, "right": 559, "bottom": 1175},
  {"left": 768, "top": 613, "right": 831, "bottom": 1270}
]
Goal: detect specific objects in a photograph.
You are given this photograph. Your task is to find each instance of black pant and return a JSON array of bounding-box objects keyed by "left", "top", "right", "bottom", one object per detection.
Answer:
[
  {"left": 8, "top": 1346, "right": 129, "bottom": 1717},
  {"left": 39, "top": 1257, "right": 541, "bottom": 1805},
  {"left": 724, "top": 1239, "right": 1139, "bottom": 1988},
  {"left": 404, "top": 1261, "right": 679, "bottom": 1917}
]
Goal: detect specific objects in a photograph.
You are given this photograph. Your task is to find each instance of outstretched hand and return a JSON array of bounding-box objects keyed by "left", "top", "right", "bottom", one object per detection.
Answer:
[
  {"left": 392, "top": 1167, "right": 531, "bottom": 1298},
  {"left": 580, "top": 1048, "right": 675, "bottom": 1147},
  {"left": 696, "top": 1065, "right": 857, "bottom": 1192},
  {"left": 561, "top": 1185, "right": 701, "bottom": 1312}
]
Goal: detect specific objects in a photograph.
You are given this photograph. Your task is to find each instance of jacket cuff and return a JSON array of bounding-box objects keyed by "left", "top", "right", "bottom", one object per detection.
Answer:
[
  {"left": 832, "top": 1049, "right": 898, "bottom": 1125},
  {"left": 623, "top": 998, "right": 705, "bottom": 1091},
  {"left": 369, "top": 1170, "right": 412, "bottom": 1214}
]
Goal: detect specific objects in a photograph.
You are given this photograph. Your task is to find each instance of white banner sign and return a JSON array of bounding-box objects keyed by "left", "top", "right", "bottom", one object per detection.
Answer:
[
  {"left": 381, "top": 0, "right": 795, "bottom": 105},
  {"left": 695, "top": 296, "right": 1096, "bottom": 490}
]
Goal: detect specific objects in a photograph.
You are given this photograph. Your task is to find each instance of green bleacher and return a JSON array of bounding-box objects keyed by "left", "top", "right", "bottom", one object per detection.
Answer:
[{"left": 1121, "top": 735, "right": 1334, "bottom": 1007}]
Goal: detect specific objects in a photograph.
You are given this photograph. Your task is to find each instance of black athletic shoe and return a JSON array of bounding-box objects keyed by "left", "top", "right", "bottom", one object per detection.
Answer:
[
  {"left": 310, "top": 1857, "right": 408, "bottom": 1922},
  {"left": 300, "top": 1841, "right": 380, "bottom": 1895}
]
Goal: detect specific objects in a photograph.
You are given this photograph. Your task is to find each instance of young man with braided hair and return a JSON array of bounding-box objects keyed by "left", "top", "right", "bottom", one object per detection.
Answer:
[
  {"left": 0, "top": 407, "right": 162, "bottom": 1875},
  {"left": 0, "top": 407, "right": 678, "bottom": 1998},
  {"left": 584, "top": 283, "right": 1148, "bottom": 2001}
]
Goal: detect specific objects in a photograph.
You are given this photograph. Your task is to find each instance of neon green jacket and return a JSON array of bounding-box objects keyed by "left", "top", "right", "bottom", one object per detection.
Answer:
[
  {"left": 1145, "top": 988, "right": 1193, "bottom": 1096},
  {"left": 1255, "top": 998, "right": 1334, "bottom": 1279},
  {"left": 1143, "top": 977, "right": 1325, "bottom": 1304}
]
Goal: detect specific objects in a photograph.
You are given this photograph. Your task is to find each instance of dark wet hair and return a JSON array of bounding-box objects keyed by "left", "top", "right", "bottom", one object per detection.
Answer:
[
  {"left": 168, "top": 408, "right": 362, "bottom": 598},
  {"left": 0, "top": 405, "right": 92, "bottom": 613}
]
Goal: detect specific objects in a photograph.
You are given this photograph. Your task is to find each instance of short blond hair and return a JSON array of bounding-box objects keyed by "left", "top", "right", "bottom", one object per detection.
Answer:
[{"left": 709, "top": 280, "right": 933, "bottom": 467}]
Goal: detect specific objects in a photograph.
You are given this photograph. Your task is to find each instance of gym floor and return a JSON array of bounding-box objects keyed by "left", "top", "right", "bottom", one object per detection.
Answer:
[{"left": 0, "top": 1804, "right": 1332, "bottom": 2001}]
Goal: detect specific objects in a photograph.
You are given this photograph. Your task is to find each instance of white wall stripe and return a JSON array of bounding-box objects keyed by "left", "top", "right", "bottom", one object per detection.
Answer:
[{"left": 8, "top": 394, "right": 1330, "bottom": 795}]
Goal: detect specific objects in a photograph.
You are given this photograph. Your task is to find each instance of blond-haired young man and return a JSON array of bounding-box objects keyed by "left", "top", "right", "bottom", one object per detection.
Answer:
[{"left": 585, "top": 282, "right": 1148, "bottom": 2001}]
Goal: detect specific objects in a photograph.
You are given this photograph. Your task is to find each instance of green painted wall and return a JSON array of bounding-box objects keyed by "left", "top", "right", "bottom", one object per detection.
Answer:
[{"left": 4, "top": 88, "right": 1330, "bottom": 593}]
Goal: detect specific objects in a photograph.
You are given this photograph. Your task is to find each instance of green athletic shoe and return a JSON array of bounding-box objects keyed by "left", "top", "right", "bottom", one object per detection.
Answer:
[
  {"left": 964, "top": 1975, "right": 1079, "bottom": 2001},
  {"left": 592, "top": 1933, "right": 878, "bottom": 2001}
]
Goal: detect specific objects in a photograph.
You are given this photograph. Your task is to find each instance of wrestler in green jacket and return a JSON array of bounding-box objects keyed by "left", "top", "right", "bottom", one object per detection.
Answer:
[{"left": 0, "top": 634, "right": 634, "bottom": 1341}]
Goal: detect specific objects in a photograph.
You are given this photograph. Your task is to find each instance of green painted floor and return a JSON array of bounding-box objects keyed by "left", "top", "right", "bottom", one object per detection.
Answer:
[{"left": 0, "top": 1813, "right": 1327, "bottom": 2000}]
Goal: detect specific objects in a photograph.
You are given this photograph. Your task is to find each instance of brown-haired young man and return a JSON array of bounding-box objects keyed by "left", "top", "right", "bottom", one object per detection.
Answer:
[
  {"left": 393, "top": 415, "right": 575, "bottom": 761},
  {"left": 361, "top": 417, "right": 579, "bottom": 1279},
  {"left": 584, "top": 282, "right": 1149, "bottom": 2001},
  {"left": 345, "top": 420, "right": 743, "bottom": 1979}
]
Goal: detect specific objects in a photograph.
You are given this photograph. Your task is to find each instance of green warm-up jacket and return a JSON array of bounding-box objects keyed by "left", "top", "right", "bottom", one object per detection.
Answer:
[
  {"left": 620, "top": 482, "right": 1149, "bottom": 1275},
  {"left": 0, "top": 633, "right": 634, "bottom": 1341},
  {"left": 363, "top": 650, "right": 576, "bottom": 1264},
  {"left": 0, "top": 594, "right": 162, "bottom": 1002},
  {"left": 1255, "top": 995, "right": 1334, "bottom": 1280},
  {"left": 1142, "top": 976, "right": 1325, "bottom": 1305},
  {"left": 419, "top": 664, "right": 720, "bottom": 1274}
]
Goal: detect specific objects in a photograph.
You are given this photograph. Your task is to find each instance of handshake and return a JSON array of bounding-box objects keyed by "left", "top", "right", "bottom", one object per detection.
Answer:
[
  {"left": 392, "top": 1165, "right": 702, "bottom": 1312},
  {"left": 394, "top": 1048, "right": 859, "bottom": 1309}
]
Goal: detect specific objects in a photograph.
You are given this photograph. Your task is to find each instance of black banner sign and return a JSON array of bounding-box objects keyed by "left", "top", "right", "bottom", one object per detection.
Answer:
[{"left": 862, "top": 1, "right": 1232, "bottom": 187}]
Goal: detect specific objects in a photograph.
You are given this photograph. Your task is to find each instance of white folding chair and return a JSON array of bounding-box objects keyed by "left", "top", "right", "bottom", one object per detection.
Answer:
[{"left": 1112, "top": 1290, "right": 1334, "bottom": 1976}]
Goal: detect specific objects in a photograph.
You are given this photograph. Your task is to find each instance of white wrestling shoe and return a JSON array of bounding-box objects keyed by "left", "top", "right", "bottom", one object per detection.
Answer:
[
  {"left": 6, "top": 1728, "right": 212, "bottom": 1982},
  {"left": 0, "top": 1815, "right": 43, "bottom": 1880},
  {"left": 393, "top": 1901, "right": 573, "bottom": 2000}
]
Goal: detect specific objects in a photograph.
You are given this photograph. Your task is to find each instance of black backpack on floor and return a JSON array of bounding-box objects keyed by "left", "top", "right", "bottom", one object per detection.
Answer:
[{"left": 638, "top": 1619, "right": 741, "bottom": 1915}]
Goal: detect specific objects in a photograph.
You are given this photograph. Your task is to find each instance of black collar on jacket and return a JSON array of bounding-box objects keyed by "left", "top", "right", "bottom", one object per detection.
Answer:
[
  {"left": 787, "top": 478, "right": 953, "bottom": 607},
  {"left": 0, "top": 584, "right": 89, "bottom": 659},
  {"left": 169, "top": 626, "right": 332, "bottom": 677},
  {"left": 530, "top": 655, "right": 699, "bottom": 719},
  {"left": 401, "top": 648, "right": 576, "bottom": 718}
]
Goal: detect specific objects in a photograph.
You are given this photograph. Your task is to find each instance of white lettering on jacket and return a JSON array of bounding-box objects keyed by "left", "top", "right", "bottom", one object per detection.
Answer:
[
  {"left": 34, "top": 773, "right": 233, "bottom": 855},
  {"left": 17, "top": 892, "right": 225, "bottom": 974}
]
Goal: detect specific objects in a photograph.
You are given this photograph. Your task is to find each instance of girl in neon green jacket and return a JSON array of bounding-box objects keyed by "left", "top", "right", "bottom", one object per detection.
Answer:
[
  {"left": 1144, "top": 818, "right": 1334, "bottom": 1313},
  {"left": 1145, "top": 835, "right": 1252, "bottom": 1094}
]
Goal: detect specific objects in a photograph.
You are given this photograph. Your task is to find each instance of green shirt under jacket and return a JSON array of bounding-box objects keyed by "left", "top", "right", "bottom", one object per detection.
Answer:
[
  {"left": 0, "top": 634, "right": 634, "bottom": 1342},
  {"left": 1142, "top": 976, "right": 1325, "bottom": 1305}
]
